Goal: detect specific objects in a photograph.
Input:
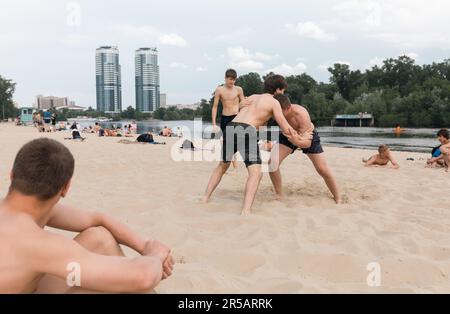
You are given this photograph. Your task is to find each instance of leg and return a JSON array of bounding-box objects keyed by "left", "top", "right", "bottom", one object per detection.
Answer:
[
  {"left": 441, "top": 145, "right": 450, "bottom": 172},
  {"left": 308, "top": 153, "right": 342, "bottom": 204},
  {"left": 202, "top": 162, "right": 231, "bottom": 203},
  {"left": 35, "top": 226, "right": 125, "bottom": 293},
  {"left": 268, "top": 144, "right": 293, "bottom": 200},
  {"left": 241, "top": 164, "right": 263, "bottom": 215}
]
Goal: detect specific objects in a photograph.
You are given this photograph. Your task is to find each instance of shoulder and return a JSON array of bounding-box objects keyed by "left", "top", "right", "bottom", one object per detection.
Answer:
[
  {"left": 236, "top": 86, "right": 244, "bottom": 92},
  {"left": 215, "top": 86, "right": 223, "bottom": 94}
]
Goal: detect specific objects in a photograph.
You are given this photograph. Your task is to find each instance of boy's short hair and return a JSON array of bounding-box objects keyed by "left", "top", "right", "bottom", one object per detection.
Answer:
[
  {"left": 273, "top": 94, "right": 292, "bottom": 110},
  {"left": 225, "top": 69, "right": 237, "bottom": 79},
  {"left": 378, "top": 144, "right": 389, "bottom": 154},
  {"left": 437, "top": 129, "right": 449, "bottom": 140},
  {"left": 264, "top": 74, "right": 287, "bottom": 94},
  {"left": 9, "top": 138, "right": 75, "bottom": 200}
]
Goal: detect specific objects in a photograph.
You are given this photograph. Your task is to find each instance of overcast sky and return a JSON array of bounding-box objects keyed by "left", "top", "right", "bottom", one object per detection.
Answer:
[{"left": 1, "top": 0, "right": 450, "bottom": 107}]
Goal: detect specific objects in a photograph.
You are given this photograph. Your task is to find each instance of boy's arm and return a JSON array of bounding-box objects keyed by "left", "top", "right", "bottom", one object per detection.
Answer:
[
  {"left": 364, "top": 156, "right": 377, "bottom": 167},
  {"left": 48, "top": 205, "right": 146, "bottom": 255},
  {"left": 291, "top": 108, "right": 313, "bottom": 149},
  {"left": 25, "top": 226, "right": 166, "bottom": 292},
  {"left": 211, "top": 88, "right": 221, "bottom": 130},
  {"left": 272, "top": 102, "right": 313, "bottom": 147},
  {"left": 389, "top": 153, "right": 400, "bottom": 169}
]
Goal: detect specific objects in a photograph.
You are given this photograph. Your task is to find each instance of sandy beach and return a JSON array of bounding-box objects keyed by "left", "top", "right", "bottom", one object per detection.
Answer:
[{"left": 1, "top": 122, "right": 449, "bottom": 293}]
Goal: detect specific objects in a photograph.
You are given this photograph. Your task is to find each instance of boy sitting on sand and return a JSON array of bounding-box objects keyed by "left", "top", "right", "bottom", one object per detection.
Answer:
[
  {"left": 427, "top": 129, "right": 449, "bottom": 171},
  {"left": 0, "top": 138, "right": 174, "bottom": 293},
  {"left": 363, "top": 144, "right": 400, "bottom": 169}
]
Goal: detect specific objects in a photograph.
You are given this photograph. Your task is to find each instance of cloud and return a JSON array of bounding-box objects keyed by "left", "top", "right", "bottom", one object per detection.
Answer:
[
  {"left": 318, "top": 61, "right": 351, "bottom": 72},
  {"left": 318, "top": 64, "right": 330, "bottom": 72},
  {"left": 266, "top": 63, "right": 307, "bottom": 76},
  {"left": 285, "top": 22, "right": 337, "bottom": 42},
  {"left": 114, "top": 24, "right": 188, "bottom": 47},
  {"left": 227, "top": 47, "right": 276, "bottom": 71},
  {"left": 404, "top": 52, "right": 419, "bottom": 60},
  {"left": 331, "top": 0, "right": 450, "bottom": 49},
  {"left": 169, "top": 62, "right": 188, "bottom": 69},
  {"left": 60, "top": 33, "right": 92, "bottom": 46},
  {"left": 159, "top": 33, "right": 188, "bottom": 47},
  {"left": 195, "top": 66, "right": 208, "bottom": 72},
  {"left": 214, "top": 27, "right": 252, "bottom": 42}
]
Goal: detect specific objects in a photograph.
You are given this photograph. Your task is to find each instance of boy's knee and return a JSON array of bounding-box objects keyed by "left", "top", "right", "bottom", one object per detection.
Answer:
[
  {"left": 219, "top": 162, "right": 231, "bottom": 172},
  {"left": 83, "top": 226, "right": 117, "bottom": 247},
  {"left": 316, "top": 166, "right": 330, "bottom": 177}
]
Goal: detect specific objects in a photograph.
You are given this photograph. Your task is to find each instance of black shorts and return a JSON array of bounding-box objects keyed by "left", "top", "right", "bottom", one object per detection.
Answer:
[
  {"left": 277, "top": 130, "right": 323, "bottom": 155},
  {"left": 221, "top": 122, "right": 262, "bottom": 168},
  {"left": 220, "top": 114, "right": 237, "bottom": 135}
]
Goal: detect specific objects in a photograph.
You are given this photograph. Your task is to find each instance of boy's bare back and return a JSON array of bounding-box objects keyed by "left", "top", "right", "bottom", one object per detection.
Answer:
[
  {"left": 233, "top": 94, "right": 280, "bottom": 128},
  {"left": 0, "top": 207, "right": 46, "bottom": 293}
]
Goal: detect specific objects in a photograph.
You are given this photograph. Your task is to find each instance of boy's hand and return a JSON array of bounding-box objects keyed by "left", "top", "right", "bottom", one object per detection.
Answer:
[
  {"left": 142, "top": 240, "right": 174, "bottom": 279},
  {"left": 239, "top": 97, "right": 253, "bottom": 109}
]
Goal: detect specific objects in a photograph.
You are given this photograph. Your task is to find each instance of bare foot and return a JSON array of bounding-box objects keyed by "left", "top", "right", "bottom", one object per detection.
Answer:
[
  {"left": 201, "top": 196, "right": 210, "bottom": 204},
  {"left": 334, "top": 196, "right": 343, "bottom": 204},
  {"left": 241, "top": 209, "right": 251, "bottom": 216},
  {"left": 274, "top": 194, "right": 283, "bottom": 201}
]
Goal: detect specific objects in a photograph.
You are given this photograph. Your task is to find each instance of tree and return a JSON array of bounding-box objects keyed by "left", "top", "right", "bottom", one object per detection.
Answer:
[
  {"left": 0, "top": 75, "right": 18, "bottom": 120},
  {"left": 236, "top": 72, "right": 264, "bottom": 96}
]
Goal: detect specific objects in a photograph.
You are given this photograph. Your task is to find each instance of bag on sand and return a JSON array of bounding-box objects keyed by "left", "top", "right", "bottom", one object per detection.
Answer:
[
  {"left": 180, "top": 139, "right": 195, "bottom": 150},
  {"left": 137, "top": 133, "right": 154, "bottom": 143}
]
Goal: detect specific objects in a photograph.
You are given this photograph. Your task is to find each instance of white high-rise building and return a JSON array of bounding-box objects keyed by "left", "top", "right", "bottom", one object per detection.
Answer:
[
  {"left": 135, "top": 48, "right": 160, "bottom": 112},
  {"left": 160, "top": 93, "right": 167, "bottom": 108},
  {"left": 96, "top": 46, "right": 122, "bottom": 113}
]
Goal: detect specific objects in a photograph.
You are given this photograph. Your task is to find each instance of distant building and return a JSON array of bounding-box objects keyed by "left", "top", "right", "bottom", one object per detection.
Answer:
[
  {"left": 54, "top": 105, "right": 86, "bottom": 111},
  {"left": 96, "top": 46, "right": 122, "bottom": 113},
  {"left": 173, "top": 102, "right": 201, "bottom": 110},
  {"left": 160, "top": 93, "right": 167, "bottom": 108},
  {"left": 135, "top": 48, "right": 160, "bottom": 112},
  {"left": 36, "top": 95, "right": 69, "bottom": 110},
  {"left": 332, "top": 113, "right": 374, "bottom": 127}
]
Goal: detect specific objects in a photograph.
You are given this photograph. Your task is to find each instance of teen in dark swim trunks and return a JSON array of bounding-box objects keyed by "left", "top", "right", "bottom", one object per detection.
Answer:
[
  {"left": 268, "top": 94, "right": 342, "bottom": 204},
  {"left": 212, "top": 69, "right": 246, "bottom": 169}
]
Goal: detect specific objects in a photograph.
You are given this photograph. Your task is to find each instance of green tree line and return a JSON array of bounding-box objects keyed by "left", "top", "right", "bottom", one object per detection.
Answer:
[{"left": 2, "top": 55, "right": 450, "bottom": 127}]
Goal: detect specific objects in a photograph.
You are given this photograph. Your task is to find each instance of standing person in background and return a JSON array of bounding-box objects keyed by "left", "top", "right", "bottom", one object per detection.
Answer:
[{"left": 211, "top": 69, "right": 246, "bottom": 170}]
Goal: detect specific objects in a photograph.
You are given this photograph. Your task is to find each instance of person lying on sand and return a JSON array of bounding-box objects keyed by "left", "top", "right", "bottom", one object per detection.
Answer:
[
  {"left": 0, "top": 138, "right": 174, "bottom": 293},
  {"left": 363, "top": 145, "right": 399, "bottom": 169},
  {"left": 427, "top": 129, "right": 449, "bottom": 169}
]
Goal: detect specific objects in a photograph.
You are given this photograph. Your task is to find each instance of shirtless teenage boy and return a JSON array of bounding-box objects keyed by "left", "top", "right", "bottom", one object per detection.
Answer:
[
  {"left": 427, "top": 129, "right": 449, "bottom": 168},
  {"left": 436, "top": 129, "right": 450, "bottom": 172},
  {"left": 203, "top": 75, "right": 313, "bottom": 215},
  {"left": 0, "top": 138, "right": 174, "bottom": 293},
  {"left": 268, "top": 94, "right": 341, "bottom": 204},
  {"left": 363, "top": 144, "right": 400, "bottom": 169},
  {"left": 212, "top": 69, "right": 246, "bottom": 169}
]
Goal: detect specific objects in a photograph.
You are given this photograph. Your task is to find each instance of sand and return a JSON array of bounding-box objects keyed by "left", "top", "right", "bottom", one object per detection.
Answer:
[{"left": 1, "top": 122, "right": 449, "bottom": 293}]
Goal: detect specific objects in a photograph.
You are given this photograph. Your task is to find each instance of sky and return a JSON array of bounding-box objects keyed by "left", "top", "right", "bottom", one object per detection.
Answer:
[{"left": 1, "top": 0, "right": 450, "bottom": 108}]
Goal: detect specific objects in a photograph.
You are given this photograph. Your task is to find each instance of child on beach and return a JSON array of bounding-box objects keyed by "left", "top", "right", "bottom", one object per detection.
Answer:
[
  {"left": 427, "top": 129, "right": 449, "bottom": 171},
  {"left": 0, "top": 138, "right": 174, "bottom": 293},
  {"left": 363, "top": 145, "right": 400, "bottom": 169}
]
